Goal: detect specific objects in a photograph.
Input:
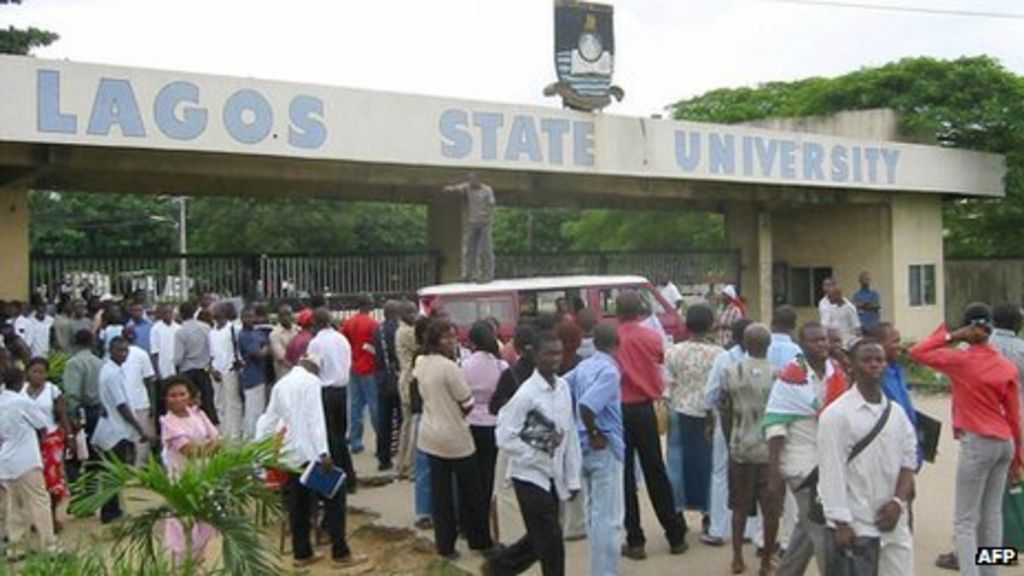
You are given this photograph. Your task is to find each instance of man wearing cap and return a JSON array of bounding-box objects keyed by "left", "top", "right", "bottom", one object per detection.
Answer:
[
  {"left": 715, "top": 285, "right": 747, "bottom": 348},
  {"left": 285, "top": 309, "right": 315, "bottom": 369},
  {"left": 910, "top": 303, "right": 1023, "bottom": 576},
  {"left": 256, "top": 353, "right": 365, "bottom": 569}
]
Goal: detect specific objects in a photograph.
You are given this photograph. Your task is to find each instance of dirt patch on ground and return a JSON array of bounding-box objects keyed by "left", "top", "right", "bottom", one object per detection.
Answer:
[{"left": 52, "top": 494, "right": 466, "bottom": 576}]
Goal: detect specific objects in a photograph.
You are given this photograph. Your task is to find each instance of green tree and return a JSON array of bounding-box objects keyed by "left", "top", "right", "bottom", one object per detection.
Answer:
[
  {"left": 29, "top": 191, "right": 178, "bottom": 255},
  {"left": 670, "top": 56, "right": 1024, "bottom": 258},
  {"left": 492, "top": 208, "right": 579, "bottom": 253},
  {"left": 185, "top": 197, "right": 425, "bottom": 253},
  {"left": 561, "top": 210, "right": 724, "bottom": 251},
  {"left": 0, "top": 0, "right": 59, "bottom": 55}
]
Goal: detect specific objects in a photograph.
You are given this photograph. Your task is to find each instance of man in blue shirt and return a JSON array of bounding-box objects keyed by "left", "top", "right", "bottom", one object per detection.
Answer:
[
  {"left": 768, "top": 306, "right": 802, "bottom": 371},
  {"left": 876, "top": 322, "right": 922, "bottom": 470},
  {"left": 852, "top": 272, "right": 882, "bottom": 333},
  {"left": 566, "top": 323, "right": 624, "bottom": 576},
  {"left": 126, "top": 302, "right": 153, "bottom": 355},
  {"left": 238, "top": 307, "right": 269, "bottom": 442}
]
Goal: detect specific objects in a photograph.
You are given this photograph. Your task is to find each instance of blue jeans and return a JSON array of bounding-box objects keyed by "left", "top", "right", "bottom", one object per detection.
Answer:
[
  {"left": 349, "top": 372, "right": 379, "bottom": 452},
  {"left": 583, "top": 448, "right": 624, "bottom": 576},
  {"left": 666, "top": 412, "right": 687, "bottom": 511},
  {"left": 708, "top": 411, "right": 730, "bottom": 539},
  {"left": 414, "top": 416, "right": 433, "bottom": 520},
  {"left": 666, "top": 411, "right": 711, "bottom": 513}
]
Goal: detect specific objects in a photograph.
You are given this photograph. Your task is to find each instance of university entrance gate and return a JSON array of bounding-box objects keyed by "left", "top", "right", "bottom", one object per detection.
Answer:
[{"left": 0, "top": 56, "right": 1005, "bottom": 338}]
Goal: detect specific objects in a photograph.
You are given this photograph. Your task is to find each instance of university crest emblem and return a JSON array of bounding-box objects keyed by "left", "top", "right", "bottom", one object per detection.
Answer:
[{"left": 544, "top": 0, "right": 624, "bottom": 112}]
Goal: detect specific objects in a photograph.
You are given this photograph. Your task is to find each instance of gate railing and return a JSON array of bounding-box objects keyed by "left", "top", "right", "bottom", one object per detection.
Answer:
[
  {"left": 31, "top": 249, "right": 738, "bottom": 304},
  {"left": 30, "top": 252, "right": 441, "bottom": 304}
]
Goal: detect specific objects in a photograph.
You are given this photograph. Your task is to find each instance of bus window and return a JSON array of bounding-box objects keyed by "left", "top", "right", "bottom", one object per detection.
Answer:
[{"left": 442, "top": 296, "right": 514, "bottom": 327}]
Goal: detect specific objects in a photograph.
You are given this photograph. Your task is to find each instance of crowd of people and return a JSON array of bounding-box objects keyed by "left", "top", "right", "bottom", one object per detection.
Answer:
[{"left": 0, "top": 270, "right": 1021, "bottom": 576}]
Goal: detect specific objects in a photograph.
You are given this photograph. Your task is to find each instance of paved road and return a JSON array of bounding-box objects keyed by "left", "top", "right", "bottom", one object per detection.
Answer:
[{"left": 349, "top": 394, "right": 962, "bottom": 575}]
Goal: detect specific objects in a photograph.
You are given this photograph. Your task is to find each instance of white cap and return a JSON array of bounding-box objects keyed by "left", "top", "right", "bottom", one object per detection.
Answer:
[{"left": 721, "top": 285, "right": 738, "bottom": 300}]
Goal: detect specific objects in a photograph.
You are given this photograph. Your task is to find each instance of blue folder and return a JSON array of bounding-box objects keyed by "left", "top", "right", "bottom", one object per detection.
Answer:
[{"left": 300, "top": 460, "right": 346, "bottom": 499}]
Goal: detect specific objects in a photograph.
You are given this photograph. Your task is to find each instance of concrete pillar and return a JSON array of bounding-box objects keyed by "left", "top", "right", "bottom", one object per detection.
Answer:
[
  {"left": 890, "top": 194, "right": 945, "bottom": 340},
  {"left": 725, "top": 203, "right": 770, "bottom": 321},
  {"left": 0, "top": 186, "right": 29, "bottom": 301},
  {"left": 426, "top": 193, "right": 465, "bottom": 283}
]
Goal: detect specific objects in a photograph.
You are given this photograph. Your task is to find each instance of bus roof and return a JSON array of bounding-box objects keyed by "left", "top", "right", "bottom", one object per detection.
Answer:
[{"left": 418, "top": 275, "right": 652, "bottom": 297}]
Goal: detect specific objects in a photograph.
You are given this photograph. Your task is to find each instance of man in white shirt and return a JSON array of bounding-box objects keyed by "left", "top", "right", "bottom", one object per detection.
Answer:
[
  {"left": 765, "top": 323, "right": 839, "bottom": 576},
  {"left": 488, "top": 330, "right": 582, "bottom": 575},
  {"left": 818, "top": 278, "right": 861, "bottom": 349},
  {"left": 22, "top": 301, "right": 54, "bottom": 359},
  {"left": 255, "top": 354, "right": 365, "bottom": 569},
  {"left": 92, "top": 338, "right": 153, "bottom": 523},
  {"left": 765, "top": 305, "right": 803, "bottom": 553},
  {"left": 149, "top": 304, "right": 180, "bottom": 381},
  {"left": 818, "top": 340, "right": 916, "bottom": 575},
  {"left": 306, "top": 308, "right": 357, "bottom": 488},
  {"left": 123, "top": 326, "right": 157, "bottom": 465},
  {"left": 208, "top": 303, "right": 243, "bottom": 442},
  {"left": 0, "top": 368, "right": 55, "bottom": 558}
]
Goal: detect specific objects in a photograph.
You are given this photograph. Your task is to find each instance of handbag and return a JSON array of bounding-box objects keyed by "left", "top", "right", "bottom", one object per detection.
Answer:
[
  {"left": 915, "top": 409, "right": 942, "bottom": 463},
  {"left": 655, "top": 399, "right": 670, "bottom": 436},
  {"left": 409, "top": 376, "right": 423, "bottom": 415},
  {"left": 803, "top": 400, "right": 892, "bottom": 524}
]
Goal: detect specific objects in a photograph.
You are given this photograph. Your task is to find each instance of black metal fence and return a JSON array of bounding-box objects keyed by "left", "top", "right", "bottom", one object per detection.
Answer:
[
  {"left": 30, "top": 249, "right": 739, "bottom": 304},
  {"left": 30, "top": 252, "right": 441, "bottom": 304}
]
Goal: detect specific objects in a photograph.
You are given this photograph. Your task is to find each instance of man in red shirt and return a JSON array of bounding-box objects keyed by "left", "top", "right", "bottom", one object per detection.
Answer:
[
  {"left": 341, "top": 294, "right": 380, "bottom": 457},
  {"left": 910, "top": 302, "right": 1023, "bottom": 575},
  {"left": 616, "top": 291, "right": 688, "bottom": 560}
]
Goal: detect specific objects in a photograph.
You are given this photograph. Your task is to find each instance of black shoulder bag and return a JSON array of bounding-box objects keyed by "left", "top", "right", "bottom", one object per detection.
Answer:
[
  {"left": 803, "top": 400, "right": 892, "bottom": 524},
  {"left": 377, "top": 326, "right": 400, "bottom": 402}
]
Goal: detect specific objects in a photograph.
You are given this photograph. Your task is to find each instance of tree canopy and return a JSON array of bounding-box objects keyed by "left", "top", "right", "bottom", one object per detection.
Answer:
[
  {"left": 1, "top": 1, "right": 59, "bottom": 55},
  {"left": 671, "top": 56, "right": 1024, "bottom": 258},
  {"left": 29, "top": 192, "right": 724, "bottom": 255}
]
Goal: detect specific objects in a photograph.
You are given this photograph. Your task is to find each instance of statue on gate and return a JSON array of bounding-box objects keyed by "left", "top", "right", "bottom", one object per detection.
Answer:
[{"left": 443, "top": 172, "right": 496, "bottom": 283}]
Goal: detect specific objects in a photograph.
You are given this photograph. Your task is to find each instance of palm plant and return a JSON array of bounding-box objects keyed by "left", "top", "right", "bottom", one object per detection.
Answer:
[{"left": 69, "top": 438, "right": 285, "bottom": 576}]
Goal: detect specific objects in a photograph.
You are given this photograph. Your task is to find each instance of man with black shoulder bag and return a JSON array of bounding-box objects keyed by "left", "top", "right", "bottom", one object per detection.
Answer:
[
  {"left": 817, "top": 339, "right": 917, "bottom": 575},
  {"left": 374, "top": 300, "right": 402, "bottom": 472}
]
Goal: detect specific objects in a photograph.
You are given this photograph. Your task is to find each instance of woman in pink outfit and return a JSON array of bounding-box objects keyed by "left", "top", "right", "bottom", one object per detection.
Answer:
[{"left": 160, "top": 376, "right": 220, "bottom": 565}]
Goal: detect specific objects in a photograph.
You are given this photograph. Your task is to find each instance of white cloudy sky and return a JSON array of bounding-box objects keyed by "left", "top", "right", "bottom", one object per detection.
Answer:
[{"left": 5, "top": 0, "right": 1024, "bottom": 116}]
